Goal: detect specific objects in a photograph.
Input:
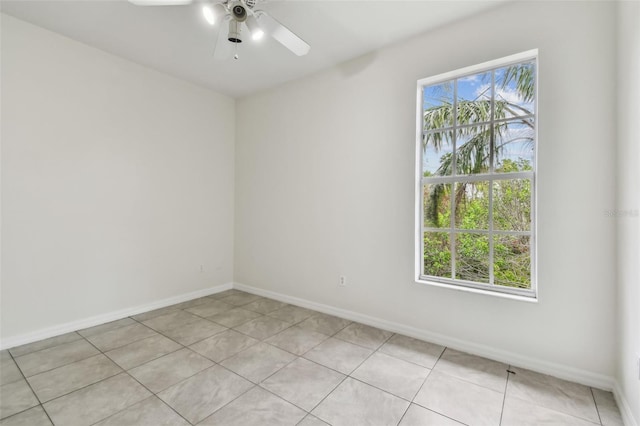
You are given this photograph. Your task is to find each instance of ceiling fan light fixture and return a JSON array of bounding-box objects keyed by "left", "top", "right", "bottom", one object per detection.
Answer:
[
  {"left": 246, "top": 15, "right": 264, "bottom": 41},
  {"left": 228, "top": 19, "right": 243, "bottom": 43}
]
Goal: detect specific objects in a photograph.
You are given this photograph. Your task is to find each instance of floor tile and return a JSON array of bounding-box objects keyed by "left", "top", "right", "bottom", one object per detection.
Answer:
[
  {"left": 261, "top": 357, "right": 344, "bottom": 411},
  {"left": 8, "top": 332, "right": 82, "bottom": 358},
  {"left": 501, "top": 395, "right": 600, "bottom": 426},
  {"left": 104, "top": 334, "right": 182, "bottom": 370},
  {"left": 297, "top": 415, "right": 330, "bottom": 426},
  {"left": 189, "top": 330, "right": 259, "bottom": 362},
  {"left": 85, "top": 323, "right": 157, "bottom": 352},
  {"left": 303, "top": 337, "right": 373, "bottom": 374},
  {"left": 184, "top": 300, "right": 234, "bottom": 318},
  {"left": 312, "top": 377, "right": 409, "bottom": 426},
  {"left": 161, "top": 318, "right": 226, "bottom": 346},
  {"left": 233, "top": 316, "right": 292, "bottom": 340},
  {"left": 266, "top": 326, "right": 329, "bottom": 355},
  {"left": 592, "top": 388, "right": 624, "bottom": 426},
  {"left": 199, "top": 386, "right": 306, "bottom": 426},
  {"left": 131, "top": 306, "right": 179, "bottom": 322},
  {"left": 78, "top": 318, "right": 135, "bottom": 338},
  {"left": 506, "top": 366, "right": 600, "bottom": 423},
  {"left": 170, "top": 296, "right": 215, "bottom": 310},
  {"left": 242, "top": 298, "right": 288, "bottom": 315},
  {"left": 334, "top": 322, "right": 393, "bottom": 350},
  {"left": 0, "top": 354, "right": 22, "bottom": 386},
  {"left": 43, "top": 373, "right": 150, "bottom": 426},
  {"left": 399, "top": 404, "right": 463, "bottom": 426},
  {"left": 0, "top": 379, "right": 39, "bottom": 420},
  {"left": 413, "top": 370, "right": 503, "bottom": 426},
  {"left": 218, "top": 292, "right": 262, "bottom": 306},
  {"left": 14, "top": 339, "right": 99, "bottom": 377},
  {"left": 221, "top": 342, "right": 296, "bottom": 383},
  {"left": 27, "top": 354, "right": 121, "bottom": 402},
  {"left": 433, "top": 348, "right": 508, "bottom": 392},
  {"left": 267, "top": 305, "right": 316, "bottom": 324},
  {"left": 379, "top": 334, "right": 445, "bottom": 369},
  {"left": 0, "top": 406, "right": 52, "bottom": 426},
  {"left": 157, "top": 365, "right": 253, "bottom": 424},
  {"left": 297, "top": 313, "right": 352, "bottom": 336},
  {"left": 207, "top": 308, "right": 262, "bottom": 328},
  {"left": 352, "top": 352, "right": 430, "bottom": 400},
  {"left": 207, "top": 289, "right": 243, "bottom": 299},
  {"left": 93, "top": 396, "right": 190, "bottom": 426},
  {"left": 128, "top": 348, "right": 213, "bottom": 393},
  {"left": 141, "top": 310, "right": 201, "bottom": 333}
]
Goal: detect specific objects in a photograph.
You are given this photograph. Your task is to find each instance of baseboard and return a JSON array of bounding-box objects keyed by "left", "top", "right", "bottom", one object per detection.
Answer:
[
  {"left": 613, "top": 382, "right": 639, "bottom": 426},
  {"left": 0, "top": 282, "right": 233, "bottom": 350},
  {"left": 233, "top": 282, "right": 616, "bottom": 391}
]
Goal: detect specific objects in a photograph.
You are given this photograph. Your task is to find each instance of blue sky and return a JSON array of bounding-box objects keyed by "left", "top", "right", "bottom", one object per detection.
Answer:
[{"left": 422, "top": 64, "right": 535, "bottom": 175}]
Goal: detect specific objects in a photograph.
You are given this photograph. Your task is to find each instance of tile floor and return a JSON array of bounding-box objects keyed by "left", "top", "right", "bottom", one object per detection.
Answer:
[{"left": 0, "top": 290, "right": 625, "bottom": 426}]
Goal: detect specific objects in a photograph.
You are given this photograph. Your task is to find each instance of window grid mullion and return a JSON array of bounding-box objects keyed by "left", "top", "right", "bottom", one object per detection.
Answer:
[
  {"left": 420, "top": 87, "right": 426, "bottom": 277},
  {"left": 450, "top": 79, "right": 458, "bottom": 279},
  {"left": 422, "top": 113, "right": 535, "bottom": 136},
  {"left": 488, "top": 69, "right": 496, "bottom": 285}
]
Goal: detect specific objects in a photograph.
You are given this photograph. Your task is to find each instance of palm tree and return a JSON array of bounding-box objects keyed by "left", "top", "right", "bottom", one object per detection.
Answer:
[{"left": 423, "top": 64, "right": 535, "bottom": 225}]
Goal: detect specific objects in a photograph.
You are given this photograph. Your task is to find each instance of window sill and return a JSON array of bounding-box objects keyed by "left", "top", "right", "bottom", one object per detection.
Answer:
[{"left": 415, "top": 278, "right": 538, "bottom": 303}]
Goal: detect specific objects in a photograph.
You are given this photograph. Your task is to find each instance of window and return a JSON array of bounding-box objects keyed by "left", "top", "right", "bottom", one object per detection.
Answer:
[{"left": 415, "top": 50, "right": 537, "bottom": 298}]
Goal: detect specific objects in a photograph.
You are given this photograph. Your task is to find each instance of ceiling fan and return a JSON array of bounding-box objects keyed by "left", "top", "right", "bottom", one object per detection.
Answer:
[{"left": 128, "top": 0, "right": 310, "bottom": 59}]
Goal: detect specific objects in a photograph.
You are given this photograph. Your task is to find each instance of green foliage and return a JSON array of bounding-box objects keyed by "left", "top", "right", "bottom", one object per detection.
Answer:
[{"left": 423, "top": 233, "right": 451, "bottom": 277}]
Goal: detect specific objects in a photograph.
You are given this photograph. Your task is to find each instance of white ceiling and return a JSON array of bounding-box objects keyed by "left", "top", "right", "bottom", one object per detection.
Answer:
[{"left": 1, "top": 0, "right": 507, "bottom": 97}]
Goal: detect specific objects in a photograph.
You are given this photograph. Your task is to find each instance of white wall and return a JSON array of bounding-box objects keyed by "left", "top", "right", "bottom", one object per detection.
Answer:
[
  {"left": 1, "top": 15, "right": 235, "bottom": 341},
  {"left": 236, "top": 1, "right": 618, "bottom": 382},
  {"left": 616, "top": 1, "right": 640, "bottom": 423}
]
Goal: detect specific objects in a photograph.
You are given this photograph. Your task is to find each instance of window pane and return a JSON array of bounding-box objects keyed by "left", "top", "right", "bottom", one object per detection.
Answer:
[
  {"left": 457, "top": 71, "right": 492, "bottom": 126},
  {"left": 455, "top": 233, "right": 489, "bottom": 283},
  {"left": 455, "top": 124, "right": 491, "bottom": 175},
  {"left": 494, "top": 62, "right": 535, "bottom": 119},
  {"left": 493, "top": 179, "right": 531, "bottom": 231},
  {"left": 423, "top": 232, "right": 451, "bottom": 277},
  {"left": 494, "top": 119, "right": 534, "bottom": 172},
  {"left": 423, "top": 82, "right": 454, "bottom": 131},
  {"left": 494, "top": 235, "right": 531, "bottom": 289},
  {"left": 455, "top": 181, "right": 489, "bottom": 230},
  {"left": 423, "top": 131, "right": 453, "bottom": 176},
  {"left": 423, "top": 183, "right": 451, "bottom": 228}
]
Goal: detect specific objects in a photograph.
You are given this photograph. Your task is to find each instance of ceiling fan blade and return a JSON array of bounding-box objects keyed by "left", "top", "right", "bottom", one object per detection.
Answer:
[
  {"left": 257, "top": 12, "right": 310, "bottom": 56},
  {"left": 212, "top": 19, "right": 233, "bottom": 61},
  {"left": 128, "top": 0, "right": 193, "bottom": 5}
]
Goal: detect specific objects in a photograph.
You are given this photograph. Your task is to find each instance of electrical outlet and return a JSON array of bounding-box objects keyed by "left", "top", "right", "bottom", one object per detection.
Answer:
[{"left": 339, "top": 276, "right": 347, "bottom": 287}]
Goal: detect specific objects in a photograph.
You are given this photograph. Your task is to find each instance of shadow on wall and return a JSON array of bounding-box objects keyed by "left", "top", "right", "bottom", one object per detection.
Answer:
[{"left": 338, "top": 51, "right": 378, "bottom": 77}]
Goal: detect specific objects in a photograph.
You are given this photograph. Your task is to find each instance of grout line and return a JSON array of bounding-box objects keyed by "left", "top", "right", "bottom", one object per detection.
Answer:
[
  {"left": 117, "top": 372, "right": 194, "bottom": 426},
  {"left": 4, "top": 351, "right": 55, "bottom": 425},
  {"left": 498, "top": 364, "right": 512, "bottom": 425},
  {"left": 590, "top": 387, "right": 604, "bottom": 426},
  {"left": 404, "top": 347, "right": 473, "bottom": 425},
  {"left": 7, "top": 332, "right": 84, "bottom": 359},
  {"left": 11, "top": 341, "right": 101, "bottom": 378}
]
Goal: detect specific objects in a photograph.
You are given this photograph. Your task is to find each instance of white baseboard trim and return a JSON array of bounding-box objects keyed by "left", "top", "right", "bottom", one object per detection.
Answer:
[
  {"left": 233, "top": 282, "right": 616, "bottom": 391},
  {"left": 0, "top": 282, "right": 233, "bottom": 350},
  {"left": 614, "top": 382, "right": 639, "bottom": 426}
]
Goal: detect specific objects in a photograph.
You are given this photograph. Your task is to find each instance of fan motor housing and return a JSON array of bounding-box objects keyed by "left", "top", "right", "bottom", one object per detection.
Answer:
[{"left": 229, "top": 1, "right": 247, "bottom": 22}]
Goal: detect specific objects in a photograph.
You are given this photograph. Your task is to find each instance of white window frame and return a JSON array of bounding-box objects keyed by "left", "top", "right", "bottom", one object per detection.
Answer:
[{"left": 414, "top": 50, "right": 538, "bottom": 300}]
